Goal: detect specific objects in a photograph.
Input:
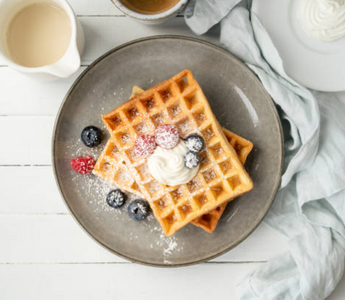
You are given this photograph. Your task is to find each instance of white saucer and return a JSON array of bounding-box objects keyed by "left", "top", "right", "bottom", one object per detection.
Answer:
[{"left": 252, "top": 0, "right": 345, "bottom": 92}]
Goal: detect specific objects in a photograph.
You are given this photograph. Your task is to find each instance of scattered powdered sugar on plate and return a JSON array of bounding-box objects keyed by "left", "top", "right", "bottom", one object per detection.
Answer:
[
  {"left": 66, "top": 137, "right": 104, "bottom": 158},
  {"left": 149, "top": 226, "right": 185, "bottom": 259},
  {"left": 164, "top": 240, "right": 178, "bottom": 255},
  {"left": 71, "top": 173, "right": 117, "bottom": 213},
  {"left": 67, "top": 136, "right": 185, "bottom": 262}
]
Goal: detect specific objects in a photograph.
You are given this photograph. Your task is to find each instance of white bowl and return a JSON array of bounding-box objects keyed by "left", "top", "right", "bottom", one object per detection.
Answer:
[{"left": 110, "top": 0, "right": 188, "bottom": 24}]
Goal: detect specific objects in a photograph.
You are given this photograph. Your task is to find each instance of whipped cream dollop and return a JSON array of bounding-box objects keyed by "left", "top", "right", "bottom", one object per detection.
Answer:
[
  {"left": 147, "top": 140, "right": 199, "bottom": 186},
  {"left": 298, "top": 0, "right": 345, "bottom": 41}
]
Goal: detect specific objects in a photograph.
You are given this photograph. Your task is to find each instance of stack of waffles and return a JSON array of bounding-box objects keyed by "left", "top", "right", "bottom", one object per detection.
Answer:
[{"left": 93, "top": 70, "right": 253, "bottom": 236}]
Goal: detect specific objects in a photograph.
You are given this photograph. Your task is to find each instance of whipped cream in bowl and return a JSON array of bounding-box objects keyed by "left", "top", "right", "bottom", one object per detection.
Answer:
[
  {"left": 298, "top": 0, "right": 345, "bottom": 41},
  {"left": 147, "top": 140, "right": 199, "bottom": 186}
]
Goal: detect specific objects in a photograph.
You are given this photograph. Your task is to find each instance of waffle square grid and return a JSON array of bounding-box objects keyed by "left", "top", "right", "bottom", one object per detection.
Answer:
[
  {"left": 191, "top": 128, "right": 253, "bottom": 233},
  {"left": 93, "top": 70, "right": 253, "bottom": 236}
]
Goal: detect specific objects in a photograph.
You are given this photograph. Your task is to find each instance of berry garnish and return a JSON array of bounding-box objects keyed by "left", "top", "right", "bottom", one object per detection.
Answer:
[
  {"left": 128, "top": 199, "right": 150, "bottom": 221},
  {"left": 155, "top": 124, "right": 180, "bottom": 149},
  {"left": 70, "top": 155, "right": 95, "bottom": 174},
  {"left": 134, "top": 135, "right": 156, "bottom": 157},
  {"left": 184, "top": 151, "right": 200, "bottom": 169},
  {"left": 81, "top": 126, "right": 102, "bottom": 147},
  {"left": 184, "top": 135, "right": 205, "bottom": 153},
  {"left": 106, "top": 189, "right": 127, "bottom": 208}
]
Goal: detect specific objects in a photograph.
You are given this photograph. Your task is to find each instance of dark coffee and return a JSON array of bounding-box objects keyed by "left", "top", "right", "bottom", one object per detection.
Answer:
[{"left": 120, "top": 0, "right": 180, "bottom": 15}]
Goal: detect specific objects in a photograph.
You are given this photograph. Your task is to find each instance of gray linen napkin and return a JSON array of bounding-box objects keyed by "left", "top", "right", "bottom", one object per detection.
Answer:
[{"left": 185, "top": 1, "right": 345, "bottom": 299}]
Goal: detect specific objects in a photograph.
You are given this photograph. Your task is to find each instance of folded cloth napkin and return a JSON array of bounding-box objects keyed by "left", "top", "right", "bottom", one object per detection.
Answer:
[{"left": 185, "top": 1, "right": 345, "bottom": 299}]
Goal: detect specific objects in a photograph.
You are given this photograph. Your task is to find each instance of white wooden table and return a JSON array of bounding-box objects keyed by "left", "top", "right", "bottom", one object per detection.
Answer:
[{"left": 1, "top": 1, "right": 345, "bottom": 299}]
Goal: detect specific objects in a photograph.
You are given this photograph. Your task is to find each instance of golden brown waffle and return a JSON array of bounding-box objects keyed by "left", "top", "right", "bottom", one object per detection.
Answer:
[
  {"left": 94, "top": 70, "right": 253, "bottom": 236},
  {"left": 129, "top": 86, "right": 254, "bottom": 233},
  {"left": 191, "top": 128, "right": 253, "bottom": 233}
]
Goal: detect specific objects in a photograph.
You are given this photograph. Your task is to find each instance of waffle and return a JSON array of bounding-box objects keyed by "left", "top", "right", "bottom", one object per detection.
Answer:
[
  {"left": 191, "top": 128, "right": 253, "bottom": 233},
  {"left": 129, "top": 87, "right": 254, "bottom": 233},
  {"left": 94, "top": 70, "right": 253, "bottom": 236}
]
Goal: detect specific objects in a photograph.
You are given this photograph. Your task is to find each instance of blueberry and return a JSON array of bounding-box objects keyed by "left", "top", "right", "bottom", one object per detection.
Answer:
[
  {"left": 106, "top": 189, "right": 127, "bottom": 208},
  {"left": 128, "top": 199, "right": 150, "bottom": 221},
  {"left": 184, "top": 151, "right": 200, "bottom": 169},
  {"left": 81, "top": 126, "right": 102, "bottom": 147},
  {"left": 184, "top": 135, "right": 205, "bottom": 153}
]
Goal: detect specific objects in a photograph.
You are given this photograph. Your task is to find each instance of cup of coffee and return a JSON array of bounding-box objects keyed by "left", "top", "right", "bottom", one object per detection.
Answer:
[
  {"left": 111, "top": 0, "right": 188, "bottom": 24},
  {"left": 0, "top": 0, "right": 84, "bottom": 80}
]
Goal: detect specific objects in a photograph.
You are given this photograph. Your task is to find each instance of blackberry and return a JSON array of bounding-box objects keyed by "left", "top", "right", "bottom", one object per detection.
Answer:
[
  {"left": 184, "top": 151, "right": 200, "bottom": 169},
  {"left": 184, "top": 135, "right": 205, "bottom": 153},
  {"left": 128, "top": 199, "right": 150, "bottom": 221},
  {"left": 106, "top": 189, "right": 127, "bottom": 208},
  {"left": 81, "top": 126, "right": 102, "bottom": 147}
]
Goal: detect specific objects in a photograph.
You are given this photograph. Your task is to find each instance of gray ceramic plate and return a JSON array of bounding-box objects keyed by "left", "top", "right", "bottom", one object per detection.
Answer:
[{"left": 53, "top": 36, "right": 283, "bottom": 267}]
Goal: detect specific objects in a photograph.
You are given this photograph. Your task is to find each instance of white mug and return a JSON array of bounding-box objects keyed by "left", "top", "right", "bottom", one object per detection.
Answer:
[
  {"left": 111, "top": 0, "right": 188, "bottom": 25},
  {"left": 0, "top": 0, "right": 84, "bottom": 80}
]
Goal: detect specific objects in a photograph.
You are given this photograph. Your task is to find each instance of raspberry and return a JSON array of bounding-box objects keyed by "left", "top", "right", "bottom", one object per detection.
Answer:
[
  {"left": 134, "top": 135, "right": 156, "bottom": 158},
  {"left": 70, "top": 155, "right": 95, "bottom": 174},
  {"left": 155, "top": 124, "right": 180, "bottom": 149}
]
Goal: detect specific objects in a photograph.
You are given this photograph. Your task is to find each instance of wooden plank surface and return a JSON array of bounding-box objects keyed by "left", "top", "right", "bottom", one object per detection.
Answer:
[
  {"left": 1, "top": 17, "right": 344, "bottom": 117},
  {"left": 0, "top": 17, "right": 219, "bottom": 66},
  {"left": 0, "top": 214, "right": 287, "bottom": 263},
  {"left": 1, "top": 262, "right": 343, "bottom": 299},
  {"left": 1, "top": 68, "right": 344, "bottom": 116},
  {"left": 0, "top": 17, "right": 219, "bottom": 116},
  {"left": 69, "top": 0, "right": 123, "bottom": 15},
  {"left": 0, "top": 166, "right": 66, "bottom": 214},
  {"left": 1, "top": 0, "right": 345, "bottom": 299},
  {"left": 0, "top": 67, "right": 85, "bottom": 116},
  {"left": 0, "top": 263, "right": 259, "bottom": 300},
  {"left": 0, "top": 117, "right": 54, "bottom": 165}
]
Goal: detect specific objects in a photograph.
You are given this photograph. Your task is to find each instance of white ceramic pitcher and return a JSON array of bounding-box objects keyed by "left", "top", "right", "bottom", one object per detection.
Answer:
[{"left": 0, "top": 0, "right": 84, "bottom": 80}]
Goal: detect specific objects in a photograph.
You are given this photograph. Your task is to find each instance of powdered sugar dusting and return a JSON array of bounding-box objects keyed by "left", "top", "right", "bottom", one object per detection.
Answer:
[
  {"left": 177, "top": 119, "right": 191, "bottom": 137},
  {"left": 169, "top": 104, "right": 181, "bottom": 117},
  {"left": 187, "top": 177, "right": 201, "bottom": 193},
  {"left": 134, "top": 135, "right": 156, "bottom": 157},
  {"left": 66, "top": 136, "right": 185, "bottom": 263},
  {"left": 203, "top": 169, "right": 217, "bottom": 183},
  {"left": 147, "top": 180, "right": 161, "bottom": 195},
  {"left": 149, "top": 226, "right": 185, "bottom": 259},
  {"left": 152, "top": 113, "right": 165, "bottom": 126},
  {"left": 184, "top": 151, "right": 200, "bottom": 169},
  {"left": 120, "top": 133, "right": 131, "bottom": 144}
]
